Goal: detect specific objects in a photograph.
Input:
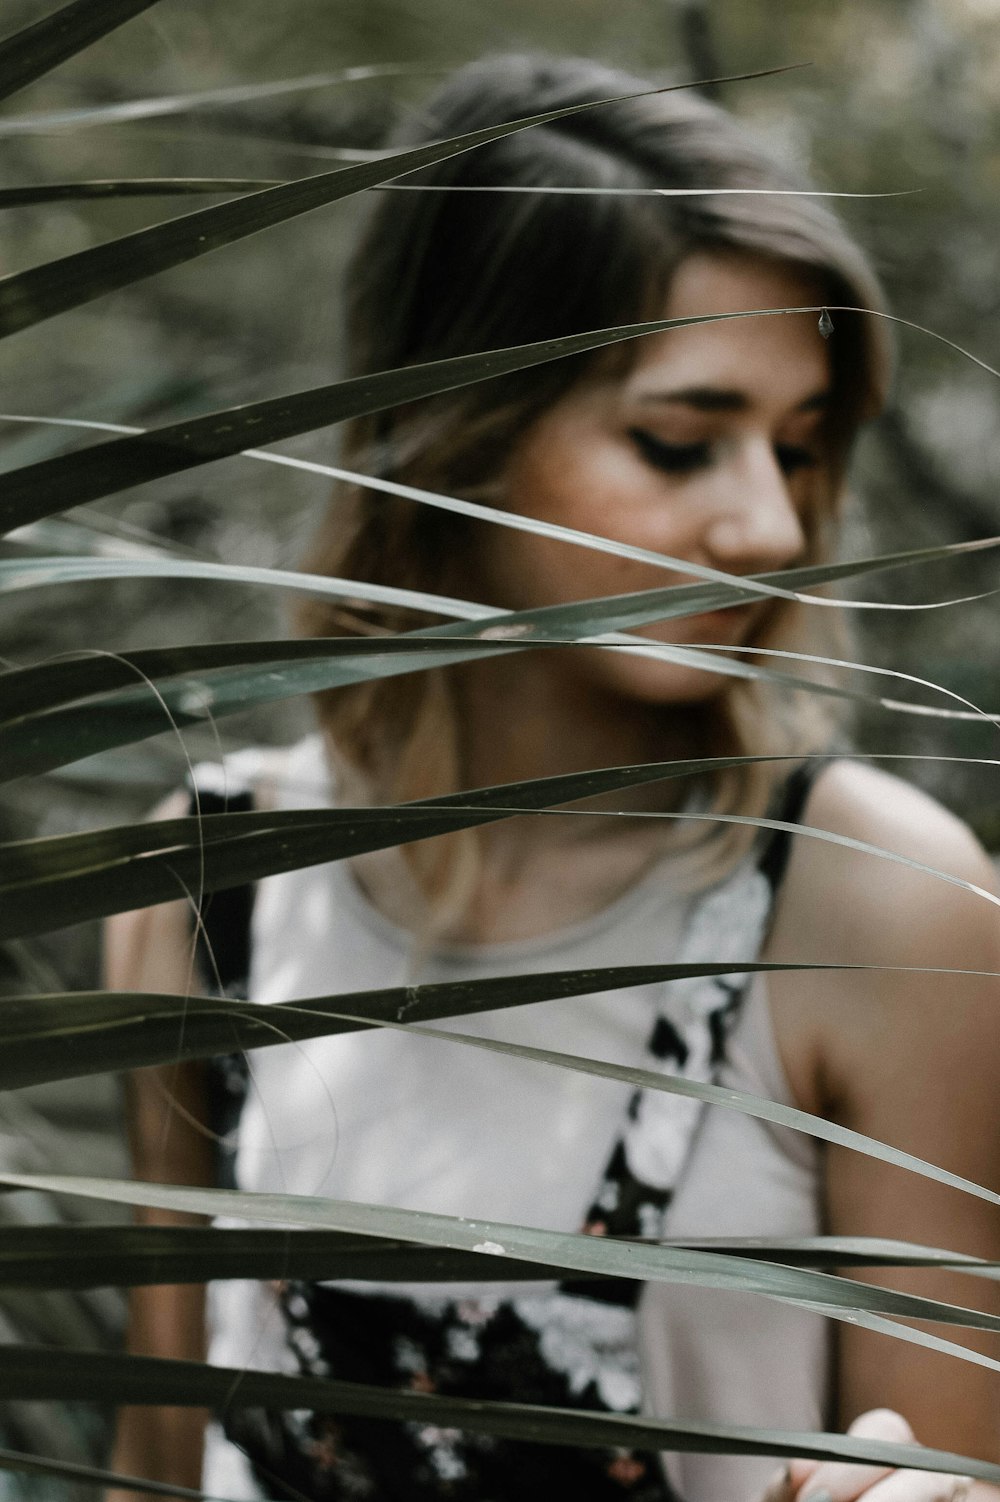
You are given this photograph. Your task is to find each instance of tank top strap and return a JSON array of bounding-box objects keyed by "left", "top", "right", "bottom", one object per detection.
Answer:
[{"left": 757, "top": 755, "right": 834, "bottom": 895}]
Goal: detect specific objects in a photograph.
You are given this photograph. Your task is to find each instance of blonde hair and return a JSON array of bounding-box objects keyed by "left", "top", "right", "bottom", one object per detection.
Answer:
[{"left": 297, "top": 54, "right": 891, "bottom": 916}]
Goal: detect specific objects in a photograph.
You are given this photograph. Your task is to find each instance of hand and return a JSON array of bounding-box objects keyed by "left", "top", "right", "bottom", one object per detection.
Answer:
[{"left": 758, "top": 1408, "right": 973, "bottom": 1502}]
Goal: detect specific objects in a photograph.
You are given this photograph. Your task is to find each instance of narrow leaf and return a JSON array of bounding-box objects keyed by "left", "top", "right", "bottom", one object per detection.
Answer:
[
  {"left": 0, "top": 0, "right": 160, "bottom": 104},
  {"left": 0, "top": 307, "right": 826, "bottom": 528},
  {"left": 6, "top": 1347, "right": 996, "bottom": 1485},
  {"left": 2, "top": 1172, "right": 1000, "bottom": 1353},
  {"left": 0, "top": 62, "right": 423, "bottom": 132},
  {"left": 3, "top": 958, "right": 999, "bottom": 1208},
  {"left": 0, "top": 68, "right": 799, "bottom": 351},
  {"left": 2, "top": 1224, "right": 997, "bottom": 1290},
  {"left": 3, "top": 759, "right": 999, "bottom": 937},
  {"left": 0, "top": 177, "right": 279, "bottom": 208},
  {"left": 0, "top": 1445, "right": 208, "bottom": 1502}
]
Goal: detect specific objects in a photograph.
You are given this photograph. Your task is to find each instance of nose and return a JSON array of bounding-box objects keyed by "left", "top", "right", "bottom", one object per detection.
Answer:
[{"left": 703, "top": 438, "right": 808, "bottom": 574}]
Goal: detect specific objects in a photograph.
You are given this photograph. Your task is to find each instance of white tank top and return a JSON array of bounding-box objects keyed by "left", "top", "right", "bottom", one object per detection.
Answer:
[{"left": 202, "top": 736, "right": 827, "bottom": 1502}]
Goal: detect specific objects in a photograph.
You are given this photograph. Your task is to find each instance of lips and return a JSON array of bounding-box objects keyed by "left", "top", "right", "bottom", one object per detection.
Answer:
[{"left": 640, "top": 603, "right": 760, "bottom": 645}]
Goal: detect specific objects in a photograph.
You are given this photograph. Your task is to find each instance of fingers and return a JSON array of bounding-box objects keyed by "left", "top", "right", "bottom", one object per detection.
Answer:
[
  {"left": 760, "top": 1464, "right": 799, "bottom": 1502},
  {"left": 841, "top": 1471, "right": 971, "bottom": 1502},
  {"left": 786, "top": 1408, "right": 916, "bottom": 1502}
]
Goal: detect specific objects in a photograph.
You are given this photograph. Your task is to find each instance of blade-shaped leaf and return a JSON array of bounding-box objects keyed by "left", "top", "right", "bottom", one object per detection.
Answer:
[
  {"left": 2, "top": 1224, "right": 997, "bottom": 1290},
  {"left": 5, "top": 755, "right": 1000, "bottom": 936},
  {"left": 3, "top": 1172, "right": 1000, "bottom": 1356},
  {"left": 6, "top": 1346, "right": 997, "bottom": 1486},
  {"left": 0, "top": 177, "right": 279, "bottom": 207},
  {"left": 0, "top": 960, "right": 839, "bottom": 1085},
  {"left": 0, "top": 0, "right": 160, "bottom": 104},
  {"left": 4, "top": 535, "right": 997, "bottom": 783},
  {"left": 0, "top": 66, "right": 796, "bottom": 353},
  {"left": 3, "top": 958, "right": 999, "bottom": 1208},
  {"left": 0, "top": 62, "right": 424, "bottom": 132},
  {"left": 8, "top": 774, "right": 1000, "bottom": 939},
  {"left": 4, "top": 291, "right": 999, "bottom": 528},
  {"left": 0, "top": 307, "right": 824, "bottom": 529},
  {"left": 0, "top": 1445, "right": 208, "bottom": 1502},
  {"left": 0, "top": 756, "right": 766, "bottom": 932},
  {"left": 15, "top": 409, "right": 997, "bottom": 618}
]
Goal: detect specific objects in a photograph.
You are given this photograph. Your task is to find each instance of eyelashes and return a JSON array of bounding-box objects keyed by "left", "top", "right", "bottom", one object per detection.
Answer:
[
  {"left": 628, "top": 427, "right": 820, "bottom": 479},
  {"left": 628, "top": 428, "right": 710, "bottom": 475}
]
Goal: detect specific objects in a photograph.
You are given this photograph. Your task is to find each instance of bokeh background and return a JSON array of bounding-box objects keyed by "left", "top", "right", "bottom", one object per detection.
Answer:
[{"left": 0, "top": 0, "right": 998, "bottom": 1488}]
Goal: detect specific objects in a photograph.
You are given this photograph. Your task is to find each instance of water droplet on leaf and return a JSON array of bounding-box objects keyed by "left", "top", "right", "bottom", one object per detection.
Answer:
[{"left": 818, "top": 308, "right": 834, "bottom": 340}]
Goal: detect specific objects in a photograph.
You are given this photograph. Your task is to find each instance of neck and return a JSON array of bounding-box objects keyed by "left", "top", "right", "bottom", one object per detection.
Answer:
[{"left": 452, "top": 650, "right": 703, "bottom": 869}]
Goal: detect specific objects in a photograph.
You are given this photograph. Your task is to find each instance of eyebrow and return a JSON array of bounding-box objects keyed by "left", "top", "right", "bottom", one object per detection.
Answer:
[{"left": 638, "top": 386, "right": 831, "bottom": 413}]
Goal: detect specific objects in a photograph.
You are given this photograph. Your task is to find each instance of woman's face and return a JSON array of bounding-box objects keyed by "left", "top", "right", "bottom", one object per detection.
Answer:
[{"left": 476, "top": 251, "right": 834, "bottom": 705}]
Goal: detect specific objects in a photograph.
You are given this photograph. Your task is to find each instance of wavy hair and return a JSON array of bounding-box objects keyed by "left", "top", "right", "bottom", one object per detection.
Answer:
[{"left": 296, "top": 53, "right": 892, "bottom": 914}]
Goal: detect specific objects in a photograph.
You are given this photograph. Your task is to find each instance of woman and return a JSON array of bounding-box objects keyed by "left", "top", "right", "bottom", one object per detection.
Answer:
[{"left": 107, "top": 54, "right": 1000, "bottom": 1502}]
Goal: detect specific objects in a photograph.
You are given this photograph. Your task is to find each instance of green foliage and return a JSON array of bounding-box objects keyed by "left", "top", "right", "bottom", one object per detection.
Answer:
[{"left": 0, "top": 1, "right": 998, "bottom": 1496}]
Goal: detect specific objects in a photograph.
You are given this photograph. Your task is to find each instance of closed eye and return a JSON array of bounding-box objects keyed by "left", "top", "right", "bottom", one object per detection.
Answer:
[
  {"left": 628, "top": 428, "right": 710, "bottom": 475},
  {"left": 775, "top": 445, "right": 820, "bottom": 477},
  {"left": 630, "top": 428, "right": 820, "bottom": 480}
]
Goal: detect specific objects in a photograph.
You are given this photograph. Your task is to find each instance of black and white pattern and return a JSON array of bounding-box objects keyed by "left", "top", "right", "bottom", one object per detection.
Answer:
[{"left": 192, "top": 762, "right": 814, "bottom": 1502}]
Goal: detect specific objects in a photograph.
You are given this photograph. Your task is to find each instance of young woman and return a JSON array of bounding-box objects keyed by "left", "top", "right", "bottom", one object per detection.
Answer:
[{"left": 107, "top": 54, "right": 1000, "bottom": 1502}]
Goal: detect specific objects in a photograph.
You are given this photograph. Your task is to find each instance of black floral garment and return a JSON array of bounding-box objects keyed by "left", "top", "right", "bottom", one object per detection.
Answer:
[{"left": 195, "top": 763, "right": 819, "bottom": 1502}]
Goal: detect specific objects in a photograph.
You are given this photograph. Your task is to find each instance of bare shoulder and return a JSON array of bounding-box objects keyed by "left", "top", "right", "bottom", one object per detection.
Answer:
[
  {"left": 765, "top": 759, "right": 1000, "bottom": 1119},
  {"left": 770, "top": 758, "right": 998, "bottom": 970},
  {"left": 103, "top": 790, "right": 196, "bottom": 995}
]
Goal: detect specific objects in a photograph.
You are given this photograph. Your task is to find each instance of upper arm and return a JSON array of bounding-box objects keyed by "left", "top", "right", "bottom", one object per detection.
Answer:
[
  {"left": 104, "top": 790, "right": 215, "bottom": 1196},
  {"left": 765, "top": 761, "right": 1000, "bottom": 1455}
]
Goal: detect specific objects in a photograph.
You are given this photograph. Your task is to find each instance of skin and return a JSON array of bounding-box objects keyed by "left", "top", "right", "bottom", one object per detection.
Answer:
[{"left": 106, "top": 252, "right": 1000, "bottom": 1502}]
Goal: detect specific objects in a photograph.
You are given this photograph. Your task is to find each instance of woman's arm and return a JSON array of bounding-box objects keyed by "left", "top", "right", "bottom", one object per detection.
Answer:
[
  {"left": 765, "top": 762, "right": 1000, "bottom": 1501},
  {"left": 104, "top": 793, "right": 216, "bottom": 1502}
]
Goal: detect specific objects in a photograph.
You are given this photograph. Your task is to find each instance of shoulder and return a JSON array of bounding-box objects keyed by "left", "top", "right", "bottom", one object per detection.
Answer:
[
  {"left": 103, "top": 736, "right": 333, "bottom": 993},
  {"left": 765, "top": 759, "right": 1000, "bottom": 1119},
  {"left": 771, "top": 758, "right": 998, "bottom": 970},
  {"left": 103, "top": 789, "right": 196, "bottom": 994}
]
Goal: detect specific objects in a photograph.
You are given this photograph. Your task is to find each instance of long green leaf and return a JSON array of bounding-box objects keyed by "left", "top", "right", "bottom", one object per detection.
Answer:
[
  {"left": 7, "top": 747, "right": 996, "bottom": 937},
  {"left": 2, "top": 1224, "right": 997, "bottom": 1290},
  {"left": 4, "top": 294, "right": 1000, "bottom": 528},
  {"left": 4, "top": 959, "right": 999, "bottom": 1208},
  {"left": 6, "top": 1346, "right": 997, "bottom": 1486},
  {"left": 0, "top": 67, "right": 792, "bottom": 354},
  {"left": 0, "top": 177, "right": 279, "bottom": 208},
  {"left": 0, "top": 631, "right": 985, "bottom": 786},
  {"left": 0, "top": 755, "right": 762, "bottom": 932},
  {"left": 2, "top": 1172, "right": 1000, "bottom": 1361},
  {"left": 0, "top": 0, "right": 160, "bottom": 104},
  {"left": 0, "top": 960, "right": 843, "bottom": 1085},
  {"left": 4, "top": 757, "right": 999, "bottom": 937},
  {"left": 321, "top": 998, "right": 1000, "bottom": 1210},
  {"left": 3, "top": 404, "right": 997, "bottom": 609},
  {"left": 4, "top": 535, "right": 997, "bottom": 783},
  {"left": 0, "top": 1446, "right": 208, "bottom": 1502},
  {"left": 9, "top": 413, "right": 990, "bottom": 611},
  {"left": 0, "top": 307, "right": 823, "bottom": 530},
  {"left": 0, "top": 62, "right": 424, "bottom": 132}
]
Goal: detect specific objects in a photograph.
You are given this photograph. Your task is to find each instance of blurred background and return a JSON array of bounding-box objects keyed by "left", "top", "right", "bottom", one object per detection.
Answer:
[{"left": 0, "top": 0, "right": 998, "bottom": 1486}]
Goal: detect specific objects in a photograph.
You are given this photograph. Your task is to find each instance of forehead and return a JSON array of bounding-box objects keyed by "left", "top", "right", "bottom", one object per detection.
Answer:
[{"left": 623, "top": 251, "right": 831, "bottom": 410}]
